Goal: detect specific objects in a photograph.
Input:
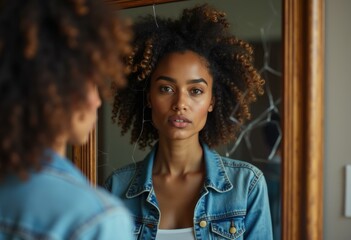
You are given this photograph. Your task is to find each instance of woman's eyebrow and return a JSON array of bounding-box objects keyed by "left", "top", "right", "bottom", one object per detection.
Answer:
[
  {"left": 155, "top": 76, "right": 208, "bottom": 86},
  {"left": 186, "top": 78, "right": 208, "bottom": 86},
  {"left": 155, "top": 76, "right": 176, "bottom": 83}
]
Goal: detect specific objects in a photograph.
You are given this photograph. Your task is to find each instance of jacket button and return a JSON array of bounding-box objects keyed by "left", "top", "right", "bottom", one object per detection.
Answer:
[
  {"left": 146, "top": 223, "right": 155, "bottom": 228},
  {"left": 230, "top": 226, "right": 237, "bottom": 234},
  {"left": 199, "top": 220, "right": 207, "bottom": 228}
]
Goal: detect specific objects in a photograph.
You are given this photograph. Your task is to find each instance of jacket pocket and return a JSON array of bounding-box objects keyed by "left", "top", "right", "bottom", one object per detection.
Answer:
[{"left": 210, "top": 217, "right": 245, "bottom": 239}]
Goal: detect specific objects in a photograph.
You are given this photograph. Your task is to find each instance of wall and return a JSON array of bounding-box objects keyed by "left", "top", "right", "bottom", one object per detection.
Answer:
[{"left": 324, "top": 0, "right": 351, "bottom": 239}]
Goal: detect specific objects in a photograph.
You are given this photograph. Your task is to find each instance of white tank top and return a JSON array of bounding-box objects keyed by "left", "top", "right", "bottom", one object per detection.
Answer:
[{"left": 155, "top": 227, "right": 195, "bottom": 240}]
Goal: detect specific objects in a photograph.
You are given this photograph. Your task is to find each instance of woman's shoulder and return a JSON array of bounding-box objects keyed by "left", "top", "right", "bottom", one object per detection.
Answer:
[
  {"left": 219, "top": 156, "right": 268, "bottom": 193},
  {"left": 204, "top": 144, "right": 262, "bottom": 177},
  {"left": 220, "top": 156, "right": 263, "bottom": 177},
  {"left": 104, "top": 160, "right": 147, "bottom": 193},
  {"left": 222, "top": 156, "right": 261, "bottom": 172}
]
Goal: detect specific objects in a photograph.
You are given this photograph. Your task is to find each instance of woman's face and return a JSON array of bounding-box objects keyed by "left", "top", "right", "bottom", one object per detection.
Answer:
[
  {"left": 149, "top": 51, "right": 214, "bottom": 142},
  {"left": 68, "top": 82, "right": 101, "bottom": 145}
]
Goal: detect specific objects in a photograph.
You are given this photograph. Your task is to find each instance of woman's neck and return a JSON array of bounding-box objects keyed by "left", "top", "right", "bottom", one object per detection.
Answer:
[
  {"left": 153, "top": 138, "right": 204, "bottom": 176},
  {"left": 51, "top": 136, "right": 67, "bottom": 158}
]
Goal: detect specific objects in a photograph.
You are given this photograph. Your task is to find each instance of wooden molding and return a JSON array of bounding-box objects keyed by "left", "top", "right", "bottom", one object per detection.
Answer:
[
  {"left": 71, "top": 128, "right": 97, "bottom": 186},
  {"left": 282, "top": 0, "right": 324, "bottom": 239},
  {"left": 105, "top": 0, "right": 184, "bottom": 9}
]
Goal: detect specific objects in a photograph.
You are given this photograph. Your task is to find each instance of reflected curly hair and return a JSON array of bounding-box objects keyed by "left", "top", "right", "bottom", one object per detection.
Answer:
[
  {"left": 112, "top": 4, "right": 264, "bottom": 150},
  {"left": 0, "top": 0, "right": 131, "bottom": 179}
]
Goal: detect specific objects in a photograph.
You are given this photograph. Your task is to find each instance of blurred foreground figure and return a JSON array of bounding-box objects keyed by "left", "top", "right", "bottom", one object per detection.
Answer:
[{"left": 0, "top": 0, "right": 133, "bottom": 239}]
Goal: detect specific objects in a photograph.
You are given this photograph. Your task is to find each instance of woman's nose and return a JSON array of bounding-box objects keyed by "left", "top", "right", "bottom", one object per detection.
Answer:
[
  {"left": 90, "top": 84, "right": 101, "bottom": 109},
  {"left": 172, "top": 92, "right": 188, "bottom": 111},
  {"left": 96, "top": 94, "right": 102, "bottom": 108}
]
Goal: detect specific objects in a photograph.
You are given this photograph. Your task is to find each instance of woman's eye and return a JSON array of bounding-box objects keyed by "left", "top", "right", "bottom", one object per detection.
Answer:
[
  {"left": 191, "top": 88, "right": 203, "bottom": 95},
  {"left": 160, "top": 86, "right": 173, "bottom": 93}
]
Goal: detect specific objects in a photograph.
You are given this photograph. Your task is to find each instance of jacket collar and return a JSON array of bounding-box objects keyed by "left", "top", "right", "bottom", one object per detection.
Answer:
[
  {"left": 126, "top": 142, "right": 233, "bottom": 198},
  {"left": 202, "top": 143, "right": 233, "bottom": 192},
  {"left": 125, "top": 145, "right": 157, "bottom": 198},
  {"left": 42, "top": 149, "right": 88, "bottom": 184}
]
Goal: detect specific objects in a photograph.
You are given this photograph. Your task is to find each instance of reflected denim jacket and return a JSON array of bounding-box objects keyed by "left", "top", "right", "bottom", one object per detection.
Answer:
[
  {"left": 0, "top": 150, "right": 133, "bottom": 240},
  {"left": 105, "top": 143, "right": 273, "bottom": 240}
]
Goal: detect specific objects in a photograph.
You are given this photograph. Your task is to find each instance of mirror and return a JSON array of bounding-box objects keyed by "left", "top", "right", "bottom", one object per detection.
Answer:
[{"left": 72, "top": 0, "right": 324, "bottom": 239}]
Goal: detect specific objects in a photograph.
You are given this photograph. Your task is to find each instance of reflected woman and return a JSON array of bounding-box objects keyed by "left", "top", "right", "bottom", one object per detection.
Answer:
[
  {"left": 106, "top": 4, "right": 273, "bottom": 240},
  {"left": 0, "top": 0, "right": 133, "bottom": 239}
]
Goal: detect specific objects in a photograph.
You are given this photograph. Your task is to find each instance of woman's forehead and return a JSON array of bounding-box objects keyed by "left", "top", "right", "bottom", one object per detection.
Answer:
[{"left": 152, "top": 51, "right": 213, "bottom": 83}]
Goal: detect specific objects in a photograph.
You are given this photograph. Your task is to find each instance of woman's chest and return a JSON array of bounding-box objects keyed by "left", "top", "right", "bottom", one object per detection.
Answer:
[{"left": 152, "top": 173, "right": 204, "bottom": 229}]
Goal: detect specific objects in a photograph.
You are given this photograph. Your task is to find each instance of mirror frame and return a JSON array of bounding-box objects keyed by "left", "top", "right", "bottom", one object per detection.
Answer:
[
  {"left": 104, "top": 0, "right": 185, "bottom": 8},
  {"left": 72, "top": 0, "right": 324, "bottom": 239}
]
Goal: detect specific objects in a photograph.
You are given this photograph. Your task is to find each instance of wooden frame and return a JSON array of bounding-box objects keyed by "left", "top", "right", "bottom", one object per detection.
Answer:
[
  {"left": 105, "top": 0, "right": 184, "bottom": 9},
  {"left": 72, "top": 0, "right": 324, "bottom": 239},
  {"left": 282, "top": 0, "right": 324, "bottom": 239},
  {"left": 72, "top": 128, "right": 97, "bottom": 186}
]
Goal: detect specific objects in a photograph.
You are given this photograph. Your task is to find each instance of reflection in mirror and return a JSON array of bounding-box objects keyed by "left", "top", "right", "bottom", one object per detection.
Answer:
[{"left": 98, "top": 0, "right": 281, "bottom": 239}]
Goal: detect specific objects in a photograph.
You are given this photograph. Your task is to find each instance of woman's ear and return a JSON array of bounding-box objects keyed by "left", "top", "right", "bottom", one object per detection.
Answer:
[{"left": 208, "top": 97, "right": 215, "bottom": 112}]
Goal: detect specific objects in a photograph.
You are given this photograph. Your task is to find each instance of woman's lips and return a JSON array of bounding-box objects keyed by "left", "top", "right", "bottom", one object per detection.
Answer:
[{"left": 168, "top": 115, "right": 191, "bottom": 128}]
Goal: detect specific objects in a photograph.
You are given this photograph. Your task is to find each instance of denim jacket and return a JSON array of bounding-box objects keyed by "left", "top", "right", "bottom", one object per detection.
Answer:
[
  {"left": 105, "top": 143, "right": 273, "bottom": 240},
  {"left": 0, "top": 150, "right": 133, "bottom": 240}
]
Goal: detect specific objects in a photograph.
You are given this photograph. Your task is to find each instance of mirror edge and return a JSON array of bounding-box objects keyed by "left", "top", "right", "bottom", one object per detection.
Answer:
[
  {"left": 282, "top": 0, "right": 324, "bottom": 239},
  {"left": 105, "top": 0, "right": 186, "bottom": 9},
  {"left": 72, "top": 128, "right": 96, "bottom": 186}
]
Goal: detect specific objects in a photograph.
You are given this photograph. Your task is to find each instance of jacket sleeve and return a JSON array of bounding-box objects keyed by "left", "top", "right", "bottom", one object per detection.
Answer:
[
  {"left": 244, "top": 173, "right": 273, "bottom": 240},
  {"left": 73, "top": 204, "right": 134, "bottom": 240}
]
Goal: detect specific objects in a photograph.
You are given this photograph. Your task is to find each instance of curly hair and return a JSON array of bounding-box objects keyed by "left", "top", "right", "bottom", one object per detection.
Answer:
[
  {"left": 0, "top": 0, "right": 131, "bottom": 179},
  {"left": 112, "top": 4, "right": 264, "bottom": 150}
]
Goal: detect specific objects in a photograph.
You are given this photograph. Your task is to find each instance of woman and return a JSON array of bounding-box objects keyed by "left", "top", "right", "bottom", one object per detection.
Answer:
[
  {"left": 106, "top": 4, "right": 272, "bottom": 240},
  {"left": 0, "top": 0, "right": 133, "bottom": 239}
]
